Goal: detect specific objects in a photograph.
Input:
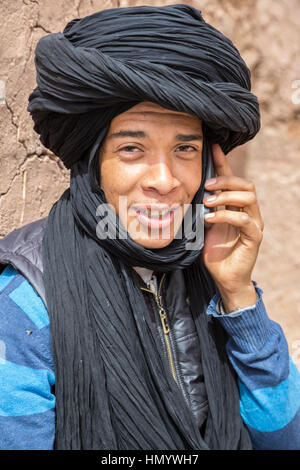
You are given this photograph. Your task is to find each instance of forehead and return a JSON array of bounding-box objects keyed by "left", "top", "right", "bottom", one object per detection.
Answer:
[{"left": 108, "top": 101, "right": 202, "bottom": 132}]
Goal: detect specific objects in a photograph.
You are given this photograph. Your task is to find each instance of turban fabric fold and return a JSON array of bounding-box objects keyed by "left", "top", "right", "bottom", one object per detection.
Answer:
[{"left": 28, "top": 4, "right": 260, "bottom": 449}]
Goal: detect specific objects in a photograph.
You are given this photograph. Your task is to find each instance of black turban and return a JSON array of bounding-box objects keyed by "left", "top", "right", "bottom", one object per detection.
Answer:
[
  {"left": 28, "top": 4, "right": 259, "bottom": 450},
  {"left": 28, "top": 3, "right": 260, "bottom": 168}
]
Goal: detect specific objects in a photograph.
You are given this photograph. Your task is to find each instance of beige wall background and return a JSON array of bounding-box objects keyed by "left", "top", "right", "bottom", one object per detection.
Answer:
[{"left": 0, "top": 0, "right": 299, "bottom": 366}]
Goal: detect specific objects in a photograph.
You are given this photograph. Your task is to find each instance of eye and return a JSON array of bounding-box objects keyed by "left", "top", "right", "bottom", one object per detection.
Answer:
[
  {"left": 175, "top": 145, "right": 198, "bottom": 153},
  {"left": 120, "top": 145, "right": 142, "bottom": 152},
  {"left": 117, "top": 145, "right": 144, "bottom": 161}
]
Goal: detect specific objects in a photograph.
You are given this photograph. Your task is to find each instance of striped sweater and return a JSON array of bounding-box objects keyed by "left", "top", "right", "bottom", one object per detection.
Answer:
[{"left": 0, "top": 265, "right": 299, "bottom": 450}]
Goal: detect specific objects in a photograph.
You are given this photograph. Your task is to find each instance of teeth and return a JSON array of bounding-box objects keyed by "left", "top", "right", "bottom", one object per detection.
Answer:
[{"left": 141, "top": 209, "right": 170, "bottom": 218}]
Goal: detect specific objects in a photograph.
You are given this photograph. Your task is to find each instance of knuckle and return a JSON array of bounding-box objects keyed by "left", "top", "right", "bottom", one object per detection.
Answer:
[
  {"left": 248, "top": 192, "right": 257, "bottom": 205},
  {"left": 242, "top": 213, "right": 251, "bottom": 223},
  {"left": 254, "top": 222, "right": 264, "bottom": 241},
  {"left": 245, "top": 179, "right": 255, "bottom": 191},
  {"left": 217, "top": 209, "right": 226, "bottom": 218},
  {"left": 257, "top": 231, "right": 263, "bottom": 244}
]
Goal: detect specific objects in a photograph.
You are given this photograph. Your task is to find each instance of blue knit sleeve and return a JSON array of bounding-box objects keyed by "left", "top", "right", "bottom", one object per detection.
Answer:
[
  {"left": 0, "top": 265, "right": 55, "bottom": 450},
  {"left": 206, "top": 282, "right": 300, "bottom": 450}
]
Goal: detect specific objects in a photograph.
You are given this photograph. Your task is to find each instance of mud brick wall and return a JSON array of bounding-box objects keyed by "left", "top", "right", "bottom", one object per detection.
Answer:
[{"left": 0, "top": 0, "right": 299, "bottom": 365}]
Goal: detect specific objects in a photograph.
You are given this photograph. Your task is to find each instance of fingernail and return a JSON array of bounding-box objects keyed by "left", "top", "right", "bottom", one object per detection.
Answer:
[
  {"left": 205, "top": 178, "right": 217, "bottom": 186},
  {"left": 204, "top": 212, "right": 215, "bottom": 219},
  {"left": 205, "top": 195, "right": 217, "bottom": 202}
]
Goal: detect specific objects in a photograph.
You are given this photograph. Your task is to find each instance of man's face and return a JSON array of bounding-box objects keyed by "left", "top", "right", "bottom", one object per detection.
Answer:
[{"left": 99, "top": 101, "right": 203, "bottom": 249}]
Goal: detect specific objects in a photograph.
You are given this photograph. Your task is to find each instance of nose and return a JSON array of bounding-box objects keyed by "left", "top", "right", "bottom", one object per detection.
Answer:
[{"left": 141, "top": 158, "right": 180, "bottom": 196}]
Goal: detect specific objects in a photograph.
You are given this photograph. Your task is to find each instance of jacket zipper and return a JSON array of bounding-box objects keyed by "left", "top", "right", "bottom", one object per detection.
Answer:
[{"left": 141, "top": 274, "right": 178, "bottom": 384}]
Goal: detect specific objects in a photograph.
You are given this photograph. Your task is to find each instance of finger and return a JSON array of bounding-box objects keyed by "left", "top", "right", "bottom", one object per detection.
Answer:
[
  {"left": 211, "top": 144, "right": 239, "bottom": 212},
  {"left": 212, "top": 143, "right": 233, "bottom": 177},
  {"left": 204, "top": 175, "right": 264, "bottom": 228},
  {"left": 203, "top": 191, "right": 255, "bottom": 207},
  {"left": 205, "top": 175, "right": 256, "bottom": 192},
  {"left": 203, "top": 190, "right": 264, "bottom": 231},
  {"left": 204, "top": 210, "right": 263, "bottom": 243}
]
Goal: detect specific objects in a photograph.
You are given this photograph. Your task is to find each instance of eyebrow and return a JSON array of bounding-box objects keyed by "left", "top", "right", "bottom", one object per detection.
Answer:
[
  {"left": 109, "top": 130, "right": 147, "bottom": 139},
  {"left": 175, "top": 133, "right": 203, "bottom": 141},
  {"left": 109, "top": 130, "right": 203, "bottom": 140}
]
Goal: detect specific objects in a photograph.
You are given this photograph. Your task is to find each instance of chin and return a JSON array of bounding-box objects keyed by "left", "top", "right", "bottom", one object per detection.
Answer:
[{"left": 133, "top": 237, "right": 174, "bottom": 250}]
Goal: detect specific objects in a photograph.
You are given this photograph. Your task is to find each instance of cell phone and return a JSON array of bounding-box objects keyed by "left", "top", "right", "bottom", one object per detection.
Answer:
[{"left": 203, "top": 151, "right": 216, "bottom": 228}]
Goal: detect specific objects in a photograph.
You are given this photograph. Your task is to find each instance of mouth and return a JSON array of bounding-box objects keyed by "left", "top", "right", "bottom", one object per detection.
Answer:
[{"left": 130, "top": 204, "right": 181, "bottom": 230}]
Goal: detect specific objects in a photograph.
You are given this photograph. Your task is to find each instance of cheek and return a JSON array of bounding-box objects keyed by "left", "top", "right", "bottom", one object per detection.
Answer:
[
  {"left": 100, "top": 160, "right": 141, "bottom": 206},
  {"left": 182, "top": 163, "right": 203, "bottom": 201}
]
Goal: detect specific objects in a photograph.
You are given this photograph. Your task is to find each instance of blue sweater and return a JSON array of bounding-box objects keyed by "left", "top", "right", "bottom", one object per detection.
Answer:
[{"left": 0, "top": 265, "right": 299, "bottom": 450}]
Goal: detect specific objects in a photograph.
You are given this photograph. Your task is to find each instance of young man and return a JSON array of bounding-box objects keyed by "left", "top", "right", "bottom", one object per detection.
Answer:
[{"left": 0, "top": 4, "right": 299, "bottom": 450}]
